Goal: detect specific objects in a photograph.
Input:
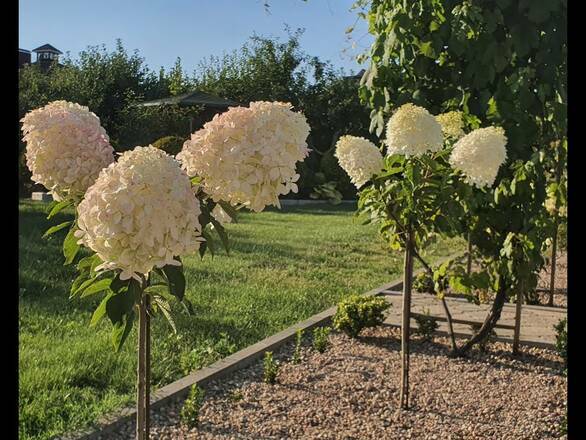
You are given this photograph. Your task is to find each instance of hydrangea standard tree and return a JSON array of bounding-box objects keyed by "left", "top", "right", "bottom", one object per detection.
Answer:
[
  {"left": 337, "top": 102, "right": 510, "bottom": 409},
  {"left": 22, "top": 99, "right": 310, "bottom": 439}
]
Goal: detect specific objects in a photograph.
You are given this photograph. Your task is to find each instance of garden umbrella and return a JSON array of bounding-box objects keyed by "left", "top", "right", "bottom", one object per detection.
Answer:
[{"left": 136, "top": 91, "right": 241, "bottom": 131}]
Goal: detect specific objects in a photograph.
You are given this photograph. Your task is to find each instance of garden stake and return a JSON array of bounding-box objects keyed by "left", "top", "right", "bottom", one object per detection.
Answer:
[
  {"left": 137, "top": 294, "right": 150, "bottom": 440},
  {"left": 512, "top": 281, "right": 523, "bottom": 355},
  {"left": 466, "top": 232, "right": 472, "bottom": 277},
  {"left": 548, "top": 217, "right": 558, "bottom": 307},
  {"left": 400, "top": 228, "right": 414, "bottom": 410}
]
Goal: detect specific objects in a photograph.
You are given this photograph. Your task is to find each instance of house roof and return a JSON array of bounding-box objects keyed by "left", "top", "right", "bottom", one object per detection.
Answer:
[
  {"left": 136, "top": 90, "right": 240, "bottom": 108},
  {"left": 32, "top": 44, "right": 63, "bottom": 54},
  {"left": 19, "top": 48, "right": 31, "bottom": 54}
]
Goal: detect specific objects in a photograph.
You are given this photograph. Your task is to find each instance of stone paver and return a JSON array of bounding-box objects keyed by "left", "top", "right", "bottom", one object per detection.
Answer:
[{"left": 382, "top": 290, "right": 567, "bottom": 347}]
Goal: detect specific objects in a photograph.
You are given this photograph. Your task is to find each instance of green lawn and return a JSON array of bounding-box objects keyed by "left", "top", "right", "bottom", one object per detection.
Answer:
[{"left": 19, "top": 200, "right": 463, "bottom": 440}]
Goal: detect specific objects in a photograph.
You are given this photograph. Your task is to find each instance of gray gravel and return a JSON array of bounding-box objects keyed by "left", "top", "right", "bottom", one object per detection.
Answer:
[{"left": 107, "top": 326, "right": 567, "bottom": 440}]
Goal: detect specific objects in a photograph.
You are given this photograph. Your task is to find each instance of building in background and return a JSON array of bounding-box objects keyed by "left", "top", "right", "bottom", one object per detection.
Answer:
[
  {"left": 18, "top": 44, "right": 63, "bottom": 72},
  {"left": 18, "top": 48, "right": 31, "bottom": 68}
]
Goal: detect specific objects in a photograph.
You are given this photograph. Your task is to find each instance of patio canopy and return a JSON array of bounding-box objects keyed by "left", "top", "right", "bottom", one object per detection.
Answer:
[{"left": 135, "top": 90, "right": 241, "bottom": 109}]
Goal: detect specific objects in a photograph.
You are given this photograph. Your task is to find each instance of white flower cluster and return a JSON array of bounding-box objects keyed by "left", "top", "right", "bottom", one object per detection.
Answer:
[
  {"left": 449, "top": 127, "right": 508, "bottom": 188},
  {"left": 75, "top": 146, "right": 203, "bottom": 281},
  {"left": 21, "top": 100, "right": 114, "bottom": 200},
  {"left": 385, "top": 103, "right": 443, "bottom": 156},
  {"left": 177, "top": 101, "right": 310, "bottom": 212},
  {"left": 435, "top": 111, "right": 465, "bottom": 140},
  {"left": 545, "top": 197, "right": 567, "bottom": 218},
  {"left": 334, "top": 135, "right": 384, "bottom": 188}
]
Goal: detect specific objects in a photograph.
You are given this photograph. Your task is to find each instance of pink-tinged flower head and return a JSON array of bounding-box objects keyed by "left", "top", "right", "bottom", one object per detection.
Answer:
[
  {"left": 21, "top": 101, "right": 115, "bottom": 200},
  {"left": 177, "top": 101, "right": 310, "bottom": 212}
]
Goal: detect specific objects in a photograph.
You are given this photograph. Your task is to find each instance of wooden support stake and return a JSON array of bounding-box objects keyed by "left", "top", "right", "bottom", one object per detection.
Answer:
[
  {"left": 549, "top": 220, "right": 559, "bottom": 307},
  {"left": 136, "top": 297, "right": 150, "bottom": 440},
  {"left": 512, "top": 282, "right": 523, "bottom": 355},
  {"left": 399, "top": 229, "right": 414, "bottom": 410}
]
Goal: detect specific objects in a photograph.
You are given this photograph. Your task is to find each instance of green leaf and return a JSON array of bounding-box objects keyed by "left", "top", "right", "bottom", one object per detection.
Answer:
[
  {"left": 211, "top": 219, "right": 230, "bottom": 255},
  {"left": 63, "top": 225, "right": 80, "bottom": 265},
  {"left": 153, "top": 296, "right": 177, "bottom": 334},
  {"left": 47, "top": 199, "right": 74, "bottom": 219},
  {"left": 79, "top": 278, "right": 112, "bottom": 298},
  {"left": 162, "top": 264, "right": 186, "bottom": 301},
  {"left": 218, "top": 201, "right": 238, "bottom": 223},
  {"left": 42, "top": 221, "right": 73, "bottom": 238},
  {"left": 106, "top": 279, "right": 141, "bottom": 324},
  {"left": 90, "top": 292, "right": 114, "bottom": 327},
  {"left": 111, "top": 310, "right": 135, "bottom": 352}
]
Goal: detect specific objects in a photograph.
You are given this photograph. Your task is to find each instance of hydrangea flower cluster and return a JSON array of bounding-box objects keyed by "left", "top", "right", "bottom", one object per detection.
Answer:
[
  {"left": 385, "top": 103, "right": 443, "bottom": 156},
  {"left": 177, "top": 101, "right": 310, "bottom": 212},
  {"left": 435, "top": 111, "right": 465, "bottom": 140},
  {"left": 21, "top": 100, "right": 114, "bottom": 200},
  {"left": 75, "top": 147, "right": 203, "bottom": 281},
  {"left": 449, "top": 127, "right": 508, "bottom": 188},
  {"left": 545, "top": 197, "right": 567, "bottom": 218},
  {"left": 334, "top": 135, "right": 384, "bottom": 188}
]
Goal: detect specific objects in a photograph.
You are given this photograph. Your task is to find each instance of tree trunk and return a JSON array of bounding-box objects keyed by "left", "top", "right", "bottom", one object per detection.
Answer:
[
  {"left": 399, "top": 229, "right": 414, "bottom": 410},
  {"left": 411, "top": 250, "right": 457, "bottom": 353},
  {"left": 441, "top": 296, "right": 458, "bottom": 353},
  {"left": 453, "top": 277, "right": 508, "bottom": 357},
  {"left": 466, "top": 233, "right": 472, "bottom": 277},
  {"left": 548, "top": 220, "right": 559, "bottom": 307},
  {"left": 136, "top": 297, "right": 150, "bottom": 440},
  {"left": 512, "top": 281, "right": 523, "bottom": 355}
]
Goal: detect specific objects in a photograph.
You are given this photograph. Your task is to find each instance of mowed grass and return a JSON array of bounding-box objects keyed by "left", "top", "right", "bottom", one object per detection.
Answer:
[{"left": 19, "top": 200, "right": 464, "bottom": 439}]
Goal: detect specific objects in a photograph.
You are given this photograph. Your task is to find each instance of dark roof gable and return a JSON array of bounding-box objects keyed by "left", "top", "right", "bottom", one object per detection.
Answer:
[{"left": 32, "top": 44, "right": 63, "bottom": 54}]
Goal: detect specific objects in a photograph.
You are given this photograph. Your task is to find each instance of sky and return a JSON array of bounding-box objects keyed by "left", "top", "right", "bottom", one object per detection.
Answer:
[{"left": 19, "top": 0, "right": 373, "bottom": 76}]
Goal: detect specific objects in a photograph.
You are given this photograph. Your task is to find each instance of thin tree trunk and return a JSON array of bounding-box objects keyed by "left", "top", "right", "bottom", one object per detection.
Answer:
[
  {"left": 512, "top": 281, "right": 523, "bottom": 355},
  {"left": 466, "top": 232, "right": 472, "bottom": 277},
  {"left": 411, "top": 250, "right": 457, "bottom": 353},
  {"left": 548, "top": 220, "right": 559, "bottom": 307},
  {"left": 440, "top": 297, "right": 458, "bottom": 354},
  {"left": 136, "top": 298, "right": 149, "bottom": 440},
  {"left": 145, "top": 295, "right": 151, "bottom": 439},
  {"left": 453, "top": 278, "right": 508, "bottom": 356},
  {"left": 399, "top": 229, "right": 414, "bottom": 410}
]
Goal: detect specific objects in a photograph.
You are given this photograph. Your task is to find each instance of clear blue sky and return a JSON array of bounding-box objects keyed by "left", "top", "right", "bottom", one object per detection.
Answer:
[{"left": 19, "top": 0, "right": 373, "bottom": 75}]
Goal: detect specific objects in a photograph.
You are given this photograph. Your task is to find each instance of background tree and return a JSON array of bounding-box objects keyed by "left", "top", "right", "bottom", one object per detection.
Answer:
[{"left": 354, "top": 0, "right": 566, "bottom": 354}]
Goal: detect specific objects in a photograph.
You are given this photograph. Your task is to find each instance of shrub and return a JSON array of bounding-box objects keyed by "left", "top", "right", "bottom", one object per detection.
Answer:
[
  {"left": 310, "top": 181, "right": 342, "bottom": 204},
  {"left": 319, "top": 149, "right": 356, "bottom": 199},
  {"left": 333, "top": 295, "right": 390, "bottom": 338},
  {"left": 292, "top": 328, "right": 304, "bottom": 364},
  {"left": 414, "top": 309, "right": 438, "bottom": 342},
  {"left": 554, "top": 318, "right": 567, "bottom": 365},
  {"left": 180, "top": 384, "right": 205, "bottom": 429},
  {"left": 263, "top": 351, "right": 279, "bottom": 384},
  {"left": 413, "top": 272, "right": 434, "bottom": 293},
  {"left": 152, "top": 135, "right": 186, "bottom": 156},
  {"left": 312, "top": 326, "right": 331, "bottom": 353}
]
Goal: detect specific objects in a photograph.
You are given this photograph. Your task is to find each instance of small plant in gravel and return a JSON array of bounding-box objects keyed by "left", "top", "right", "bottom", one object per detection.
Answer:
[
  {"left": 263, "top": 351, "right": 280, "bottom": 384},
  {"left": 413, "top": 272, "right": 434, "bottom": 293},
  {"left": 180, "top": 384, "right": 205, "bottom": 429},
  {"left": 229, "top": 389, "right": 244, "bottom": 402},
  {"left": 470, "top": 323, "right": 497, "bottom": 352},
  {"left": 292, "top": 328, "right": 304, "bottom": 364},
  {"left": 414, "top": 309, "right": 438, "bottom": 342},
  {"left": 312, "top": 326, "right": 332, "bottom": 353},
  {"left": 554, "top": 318, "right": 567, "bottom": 366},
  {"left": 333, "top": 295, "right": 390, "bottom": 338}
]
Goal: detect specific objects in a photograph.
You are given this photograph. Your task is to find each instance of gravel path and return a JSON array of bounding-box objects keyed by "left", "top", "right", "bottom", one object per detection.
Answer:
[{"left": 108, "top": 326, "right": 567, "bottom": 440}]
